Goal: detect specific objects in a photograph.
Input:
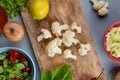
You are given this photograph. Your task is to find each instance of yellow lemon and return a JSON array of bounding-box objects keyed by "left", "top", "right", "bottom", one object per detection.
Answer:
[{"left": 29, "top": 0, "right": 49, "bottom": 20}]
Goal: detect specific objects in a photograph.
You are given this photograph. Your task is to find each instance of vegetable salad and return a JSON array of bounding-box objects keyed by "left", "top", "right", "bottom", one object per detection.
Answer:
[
  {"left": 0, "top": 50, "right": 31, "bottom": 80},
  {"left": 106, "top": 26, "right": 120, "bottom": 58}
]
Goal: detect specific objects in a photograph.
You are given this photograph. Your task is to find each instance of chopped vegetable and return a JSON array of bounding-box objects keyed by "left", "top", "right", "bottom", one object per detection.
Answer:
[
  {"left": 0, "top": 0, "right": 28, "bottom": 18},
  {"left": 45, "top": 37, "right": 62, "bottom": 57},
  {"left": 106, "top": 26, "right": 120, "bottom": 58},
  {"left": 51, "top": 21, "right": 69, "bottom": 36},
  {"left": 37, "top": 29, "right": 52, "bottom": 42},
  {"left": 0, "top": 49, "right": 32, "bottom": 80},
  {"left": 62, "top": 30, "right": 79, "bottom": 47},
  {"left": 0, "top": 53, "right": 6, "bottom": 60},
  {"left": 90, "top": 0, "right": 109, "bottom": 16},
  {"left": 41, "top": 64, "right": 72, "bottom": 80},
  {"left": 71, "top": 22, "right": 82, "bottom": 34},
  {"left": 63, "top": 49, "right": 77, "bottom": 61}
]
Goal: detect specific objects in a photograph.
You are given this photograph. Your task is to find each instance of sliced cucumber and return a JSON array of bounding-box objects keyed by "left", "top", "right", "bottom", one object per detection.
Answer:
[
  {"left": 0, "top": 54, "right": 6, "bottom": 60},
  {"left": 0, "top": 66, "right": 3, "bottom": 73},
  {"left": 23, "top": 72, "right": 29, "bottom": 77},
  {"left": 25, "top": 76, "right": 32, "bottom": 80},
  {"left": 17, "top": 63, "right": 25, "bottom": 70},
  {"left": 3, "top": 58, "right": 8, "bottom": 68},
  {"left": 14, "top": 59, "right": 19, "bottom": 64},
  {"left": 23, "top": 60, "right": 29, "bottom": 67}
]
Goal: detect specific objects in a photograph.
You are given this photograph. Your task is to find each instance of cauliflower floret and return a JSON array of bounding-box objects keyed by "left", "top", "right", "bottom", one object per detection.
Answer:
[
  {"left": 62, "top": 30, "right": 79, "bottom": 47},
  {"left": 98, "top": 2, "right": 109, "bottom": 16},
  {"left": 71, "top": 22, "right": 82, "bottom": 34},
  {"left": 78, "top": 43, "right": 91, "bottom": 56},
  {"left": 90, "top": 0, "right": 109, "bottom": 16},
  {"left": 90, "top": 0, "right": 105, "bottom": 10},
  {"left": 45, "top": 37, "right": 62, "bottom": 57},
  {"left": 51, "top": 21, "right": 69, "bottom": 36},
  {"left": 37, "top": 29, "right": 52, "bottom": 42},
  {"left": 63, "top": 49, "right": 77, "bottom": 60}
]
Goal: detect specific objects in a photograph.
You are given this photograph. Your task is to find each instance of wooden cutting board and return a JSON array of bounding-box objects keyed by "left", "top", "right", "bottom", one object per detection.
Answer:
[{"left": 21, "top": 0, "right": 106, "bottom": 80}]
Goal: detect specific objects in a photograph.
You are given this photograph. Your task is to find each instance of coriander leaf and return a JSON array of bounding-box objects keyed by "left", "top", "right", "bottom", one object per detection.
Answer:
[{"left": 0, "top": 0, "right": 28, "bottom": 18}]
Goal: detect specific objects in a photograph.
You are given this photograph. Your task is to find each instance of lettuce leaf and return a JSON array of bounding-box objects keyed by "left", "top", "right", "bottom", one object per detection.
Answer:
[{"left": 41, "top": 64, "right": 72, "bottom": 80}]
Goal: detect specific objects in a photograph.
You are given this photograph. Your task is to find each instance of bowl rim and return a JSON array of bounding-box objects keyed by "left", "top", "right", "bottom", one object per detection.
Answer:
[
  {"left": 103, "top": 20, "right": 120, "bottom": 63},
  {"left": 0, "top": 47, "right": 36, "bottom": 80}
]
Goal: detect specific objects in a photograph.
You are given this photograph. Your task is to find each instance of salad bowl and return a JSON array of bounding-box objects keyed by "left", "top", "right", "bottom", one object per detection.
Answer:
[
  {"left": 0, "top": 47, "right": 36, "bottom": 80},
  {"left": 103, "top": 20, "right": 120, "bottom": 63}
]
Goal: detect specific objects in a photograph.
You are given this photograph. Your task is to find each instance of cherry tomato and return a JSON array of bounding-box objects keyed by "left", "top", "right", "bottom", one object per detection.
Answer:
[
  {"left": 23, "top": 66, "right": 31, "bottom": 73},
  {"left": 9, "top": 50, "right": 20, "bottom": 58},
  {"left": 9, "top": 56, "right": 15, "bottom": 64},
  {"left": 12, "top": 77, "right": 20, "bottom": 80},
  {"left": 19, "top": 55, "right": 26, "bottom": 62}
]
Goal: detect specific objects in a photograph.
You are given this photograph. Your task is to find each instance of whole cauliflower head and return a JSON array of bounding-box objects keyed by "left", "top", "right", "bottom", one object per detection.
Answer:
[
  {"left": 62, "top": 30, "right": 79, "bottom": 47},
  {"left": 45, "top": 37, "right": 62, "bottom": 57},
  {"left": 51, "top": 21, "right": 69, "bottom": 36},
  {"left": 63, "top": 49, "right": 77, "bottom": 60},
  {"left": 78, "top": 43, "right": 91, "bottom": 56}
]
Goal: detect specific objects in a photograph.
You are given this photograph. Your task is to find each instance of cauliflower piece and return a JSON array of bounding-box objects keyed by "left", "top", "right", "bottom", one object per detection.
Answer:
[
  {"left": 37, "top": 29, "right": 52, "bottom": 42},
  {"left": 63, "top": 49, "right": 77, "bottom": 60},
  {"left": 45, "top": 37, "right": 62, "bottom": 57},
  {"left": 78, "top": 43, "right": 91, "bottom": 56},
  {"left": 62, "top": 30, "right": 79, "bottom": 47},
  {"left": 71, "top": 22, "right": 82, "bottom": 34},
  {"left": 98, "top": 2, "right": 109, "bottom": 16},
  {"left": 90, "top": 0, "right": 109, "bottom": 16},
  {"left": 51, "top": 21, "right": 69, "bottom": 36},
  {"left": 90, "top": 0, "right": 105, "bottom": 10}
]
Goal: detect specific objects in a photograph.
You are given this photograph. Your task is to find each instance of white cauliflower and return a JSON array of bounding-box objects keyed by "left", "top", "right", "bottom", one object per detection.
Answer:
[
  {"left": 71, "top": 22, "right": 82, "bottom": 34},
  {"left": 63, "top": 49, "right": 77, "bottom": 60},
  {"left": 78, "top": 43, "right": 91, "bottom": 56},
  {"left": 90, "top": 0, "right": 109, "bottom": 16},
  {"left": 51, "top": 21, "right": 69, "bottom": 36},
  {"left": 45, "top": 37, "right": 62, "bottom": 57},
  {"left": 98, "top": 2, "right": 109, "bottom": 16},
  {"left": 37, "top": 29, "right": 52, "bottom": 42},
  {"left": 62, "top": 30, "right": 79, "bottom": 47},
  {"left": 90, "top": 0, "right": 105, "bottom": 10}
]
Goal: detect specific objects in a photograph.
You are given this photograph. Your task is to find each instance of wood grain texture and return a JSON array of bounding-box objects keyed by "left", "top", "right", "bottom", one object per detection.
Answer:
[{"left": 21, "top": 0, "right": 106, "bottom": 80}]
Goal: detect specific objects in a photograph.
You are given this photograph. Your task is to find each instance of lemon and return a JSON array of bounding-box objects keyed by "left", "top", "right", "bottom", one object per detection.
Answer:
[{"left": 29, "top": 0, "right": 49, "bottom": 20}]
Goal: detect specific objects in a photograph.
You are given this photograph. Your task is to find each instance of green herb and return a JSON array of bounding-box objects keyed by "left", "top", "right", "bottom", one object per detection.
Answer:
[
  {"left": 41, "top": 64, "right": 72, "bottom": 80},
  {"left": 0, "top": 0, "right": 28, "bottom": 18}
]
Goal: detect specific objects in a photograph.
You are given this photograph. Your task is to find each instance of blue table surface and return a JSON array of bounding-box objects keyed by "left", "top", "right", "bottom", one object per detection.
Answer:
[{"left": 0, "top": 0, "right": 120, "bottom": 79}]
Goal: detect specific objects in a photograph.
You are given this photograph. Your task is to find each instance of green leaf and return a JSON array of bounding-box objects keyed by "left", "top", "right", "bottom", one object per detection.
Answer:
[
  {"left": 41, "top": 64, "right": 72, "bottom": 80},
  {"left": 51, "top": 65, "right": 72, "bottom": 80},
  {"left": 3, "top": 58, "right": 8, "bottom": 68},
  {"left": 41, "top": 70, "right": 51, "bottom": 80},
  {"left": 0, "top": 0, "right": 28, "bottom": 18}
]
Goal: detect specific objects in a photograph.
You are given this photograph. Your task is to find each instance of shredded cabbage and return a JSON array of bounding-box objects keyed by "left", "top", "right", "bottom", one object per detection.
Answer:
[{"left": 106, "top": 26, "right": 120, "bottom": 58}]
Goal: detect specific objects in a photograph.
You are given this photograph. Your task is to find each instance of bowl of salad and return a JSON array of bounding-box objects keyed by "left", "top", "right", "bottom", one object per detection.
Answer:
[
  {"left": 103, "top": 20, "right": 120, "bottom": 63},
  {"left": 0, "top": 47, "right": 36, "bottom": 80}
]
